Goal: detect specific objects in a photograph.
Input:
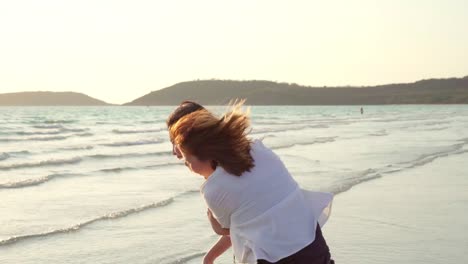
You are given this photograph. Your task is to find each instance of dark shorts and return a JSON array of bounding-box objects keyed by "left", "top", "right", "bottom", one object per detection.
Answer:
[{"left": 257, "top": 224, "right": 334, "bottom": 264}]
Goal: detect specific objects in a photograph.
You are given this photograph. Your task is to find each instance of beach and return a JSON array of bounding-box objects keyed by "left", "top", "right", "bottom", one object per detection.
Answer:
[
  {"left": 1, "top": 105, "right": 467, "bottom": 263},
  {"left": 325, "top": 150, "right": 468, "bottom": 264}
]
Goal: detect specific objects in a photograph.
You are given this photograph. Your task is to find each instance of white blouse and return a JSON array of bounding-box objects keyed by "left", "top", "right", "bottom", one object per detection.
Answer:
[{"left": 200, "top": 140, "right": 333, "bottom": 264}]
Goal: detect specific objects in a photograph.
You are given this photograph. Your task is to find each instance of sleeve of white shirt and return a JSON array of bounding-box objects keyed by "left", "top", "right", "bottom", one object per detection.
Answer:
[{"left": 203, "top": 190, "right": 233, "bottom": 229}]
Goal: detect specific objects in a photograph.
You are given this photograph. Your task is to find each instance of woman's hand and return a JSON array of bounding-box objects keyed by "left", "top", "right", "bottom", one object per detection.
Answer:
[{"left": 203, "top": 235, "right": 232, "bottom": 264}]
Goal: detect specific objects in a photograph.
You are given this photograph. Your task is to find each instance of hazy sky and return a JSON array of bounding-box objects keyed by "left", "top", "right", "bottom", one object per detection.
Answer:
[{"left": 0, "top": 0, "right": 467, "bottom": 104}]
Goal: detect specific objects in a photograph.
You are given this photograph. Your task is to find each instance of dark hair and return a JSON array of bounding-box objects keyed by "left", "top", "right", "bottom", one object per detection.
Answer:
[
  {"left": 170, "top": 100, "right": 254, "bottom": 176},
  {"left": 166, "top": 101, "right": 205, "bottom": 128}
]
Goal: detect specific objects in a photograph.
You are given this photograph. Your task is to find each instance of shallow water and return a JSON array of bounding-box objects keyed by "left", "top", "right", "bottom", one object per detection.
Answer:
[{"left": 1, "top": 105, "right": 467, "bottom": 263}]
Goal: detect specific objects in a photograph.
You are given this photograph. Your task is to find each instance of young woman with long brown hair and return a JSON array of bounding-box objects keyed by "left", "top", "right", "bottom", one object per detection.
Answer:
[{"left": 167, "top": 101, "right": 334, "bottom": 264}]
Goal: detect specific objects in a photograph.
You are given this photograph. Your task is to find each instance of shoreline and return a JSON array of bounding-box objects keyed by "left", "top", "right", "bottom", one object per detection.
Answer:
[{"left": 324, "top": 151, "right": 468, "bottom": 264}]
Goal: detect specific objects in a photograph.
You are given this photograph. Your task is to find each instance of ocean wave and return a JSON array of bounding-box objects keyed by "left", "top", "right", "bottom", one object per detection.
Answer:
[
  {"left": 270, "top": 137, "right": 336, "bottom": 150},
  {"left": 60, "top": 127, "right": 90, "bottom": 133},
  {"left": 0, "top": 153, "right": 10, "bottom": 161},
  {"left": 88, "top": 151, "right": 172, "bottom": 160},
  {"left": 0, "top": 136, "right": 67, "bottom": 142},
  {"left": 253, "top": 120, "right": 297, "bottom": 125},
  {"left": 329, "top": 169, "right": 382, "bottom": 195},
  {"left": 0, "top": 198, "right": 174, "bottom": 247},
  {"left": 0, "top": 149, "right": 174, "bottom": 173},
  {"left": 141, "top": 120, "right": 159, "bottom": 124},
  {"left": 59, "top": 146, "right": 94, "bottom": 151},
  {"left": 75, "top": 132, "right": 93, "bottom": 137},
  {"left": 164, "top": 252, "right": 206, "bottom": 264},
  {"left": 250, "top": 124, "right": 329, "bottom": 135},
  {"left": 0, "top": 132, "right": 93, "bottom": 143},
  {"left": 144, "top": 161, "right": 184, "bottom": 169},
  {"left": 9, "top": 150, "right": 31, "bottom": 155},
  {"left": 332, "top": 139, "right": 468, "bottom": 195},
  {"left": 28, "top": 136, "right": 68, "bottom": 141},
  {"left": 0, "top": 157, "right": 82, "bottom": 171},
  {"left": 423, "top": 126, "right": 449, "bottom": 131},
  {"left": 368, "top": 129, "right": 388, "bottom": 136},
  {"left": 112, "top": 128, "right": 165, "bottom": 134},
  {"left": 99, "top": 167, "right": 138, "bottom": 173},
  {"left": 16, "top": 130, "right": 62, "bottom": 136},
  {"left": 422, "top": 120, "right": 451, "bottom": 126},
  {"left": 399, "top": 144, "right": 468, "bottom": 169},
  {"left": 44, "top": 120, "right": 76, "bottom": 124},
  {"left": 0, "top": 173, "right": 78, "bottom": 189},
  {"left": 399, "top": 120, "right": 452, "bottom": 130},
  {"left": 33, "top": 124, "right": 64, "bottom": 129},
  {"left": 0, "top": 190, "right": 199, "bottom": 247},
  {"left": 101, "top": 139, "right": 163, "bottom": 147},
  {"left": 99, "top": 161, "right": 182, "bottom": 173}
]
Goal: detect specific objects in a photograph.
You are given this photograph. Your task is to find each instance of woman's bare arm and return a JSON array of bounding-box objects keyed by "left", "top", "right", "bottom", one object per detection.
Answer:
[
  {"left": 203, "top": 235, "right": 232, "bottom": 264},
  {"left": 207, "top": 209, "right": 230, "bottom": 236}
]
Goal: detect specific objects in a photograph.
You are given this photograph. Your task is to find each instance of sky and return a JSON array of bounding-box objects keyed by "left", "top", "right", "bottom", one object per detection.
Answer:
[{"left": 0, "top": 0, "right": 467, "bottom": 104}]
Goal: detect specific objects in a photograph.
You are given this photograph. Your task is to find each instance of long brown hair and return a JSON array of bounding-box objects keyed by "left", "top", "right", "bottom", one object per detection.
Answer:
[{"left": 169, "top": 100, "right": 254, "bottom": 176}]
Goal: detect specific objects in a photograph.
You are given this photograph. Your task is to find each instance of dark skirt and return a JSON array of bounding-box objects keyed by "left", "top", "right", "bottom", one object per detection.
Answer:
[{"left": 257, "top": 224, "right": 334, "bottom": 264}]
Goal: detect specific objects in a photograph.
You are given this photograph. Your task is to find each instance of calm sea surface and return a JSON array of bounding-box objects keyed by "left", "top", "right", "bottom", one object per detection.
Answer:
[{"left": 0, "top": 105, "right": 467, "bottom": 264}]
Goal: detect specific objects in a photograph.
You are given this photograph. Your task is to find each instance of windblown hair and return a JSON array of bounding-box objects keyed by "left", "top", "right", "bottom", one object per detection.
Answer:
[
  {"left": 166, "top": 101, "right": 205, "bottom": 129},
  {"left": 169, "top": 100, "right": 254, "bottom": 176}
]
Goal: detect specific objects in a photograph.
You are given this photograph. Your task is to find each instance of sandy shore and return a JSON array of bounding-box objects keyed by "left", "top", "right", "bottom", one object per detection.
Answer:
[{"left": 324, "top": 151, "right": 468, "bottom": 264}]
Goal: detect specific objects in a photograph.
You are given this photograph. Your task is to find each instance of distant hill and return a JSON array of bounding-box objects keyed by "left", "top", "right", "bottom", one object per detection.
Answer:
[
  {"left": 0, "top": 92, "right": 111, "bottom": 106},
  {"left": 125, "top": 76, "right": 468, "bottom": 105}
]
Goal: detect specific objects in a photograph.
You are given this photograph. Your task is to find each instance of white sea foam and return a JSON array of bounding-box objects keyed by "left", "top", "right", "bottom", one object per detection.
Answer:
[
  {"left": 0, "top": 190, "right": 199, "bottom": 247},
  {"left": 0, "top": 157, "right": 82, "bottom": 171},
  {"left": 112, "top": 128, "right": 165, "bottom": 134},
  {"left": 101, "top": 139, "right": 163, "bottom": 147}
]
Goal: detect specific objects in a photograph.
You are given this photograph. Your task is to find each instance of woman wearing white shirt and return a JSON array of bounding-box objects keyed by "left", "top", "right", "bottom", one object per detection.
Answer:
[{"left": 167, "top": 101, "right": 334, "bottom": 264}]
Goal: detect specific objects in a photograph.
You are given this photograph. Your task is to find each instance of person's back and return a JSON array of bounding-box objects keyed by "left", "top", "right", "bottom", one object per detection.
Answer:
[
  {"left": 202, "top": 140, "right": 330, "bottom": 263},
  {"left": 202, "top": 139, "right": 298, "bottom": 223}
]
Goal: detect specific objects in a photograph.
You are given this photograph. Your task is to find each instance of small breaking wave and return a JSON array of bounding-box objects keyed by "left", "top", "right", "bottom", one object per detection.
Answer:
[
  {"left": 99, "top": 161, "right": 183, "bottom": 173},
  {"left": 141, "top": 120, "right": 159, "bottom": 124},
  {"left": 60, "top": 128, "right": 89, "bottom": 133},
  {"left": 0, "top": 153, "right": 10, "bottom": 161},
  {"left": 0, "top": 173, "right": 78, "bottom": 189},
  {"left": 88, "top": 151, "right": 172, "bottom": 160},
  {"left": 28, "top": 136, "right": 68, "bottom": 141},
  {"left": 0, "top": 131, "right": 93, "bottom": 142},
  {"left": 101, "top": 139, "right": 163, "bottom": 147},
  {"left": 164, "top": 252, "right": 206, "bottom": 264},
  {"left": 0, "top": 135, "right": 65, "bottom": 142},
  {"left": 331, "top": 138, "right": 468, "bottom": 195},
  {"left": 9, "top": 150, "right": 31, "bottom": 155},
  {"left": 16, "top": 130, "right": 62, "bottom": 136},
  {"left": 423, "top": 126, "right": 449, "bottom": 131},
  {"left": 75, "top": 132, "right": 93, "bottom": 137},
  {"left": 99, "top": 167, "right": 138, "bottom": 173},
  {"left": 112, "top": 128, "right": 165, "bottom": 134},
  {"left": 270, "top": 137, "right": 336, "bottom": 150},
  {"left": 0, "top": 149, "right": 175, "bottom": 173},
  {"left": 0, "top": 190, "right": 199, "bottom": 247},
  {"left": 145, "top": 161, "right": 184, "bottom": 169},
  {"left": 329, "top": 169, "right": 382, "bottom": 195},
  {"left": 0, "top": 157, "right": 82, "bottom": 171},
  {"left": 44, "top": 119, "right": 76, "bottom": 124},
  {"left": 369, "top": 129, "right": 388, "bottom": 137},
  {"left": 398, "top": 143, "right": 468, "bottom": 169},
  {"left": 251, "top": 124, "right": 328, "bottom": 135},
  {"left": 33, "top": 124, "right": 64, "bottom": 129},
  {"left": 59, "top": 146, "right": 94, "bottom": 151}
]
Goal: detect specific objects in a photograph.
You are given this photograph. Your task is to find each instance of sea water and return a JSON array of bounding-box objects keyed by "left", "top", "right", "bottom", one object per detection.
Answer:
[{"left": 0, "top": 105, "right": 467, "bottom": 263}]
